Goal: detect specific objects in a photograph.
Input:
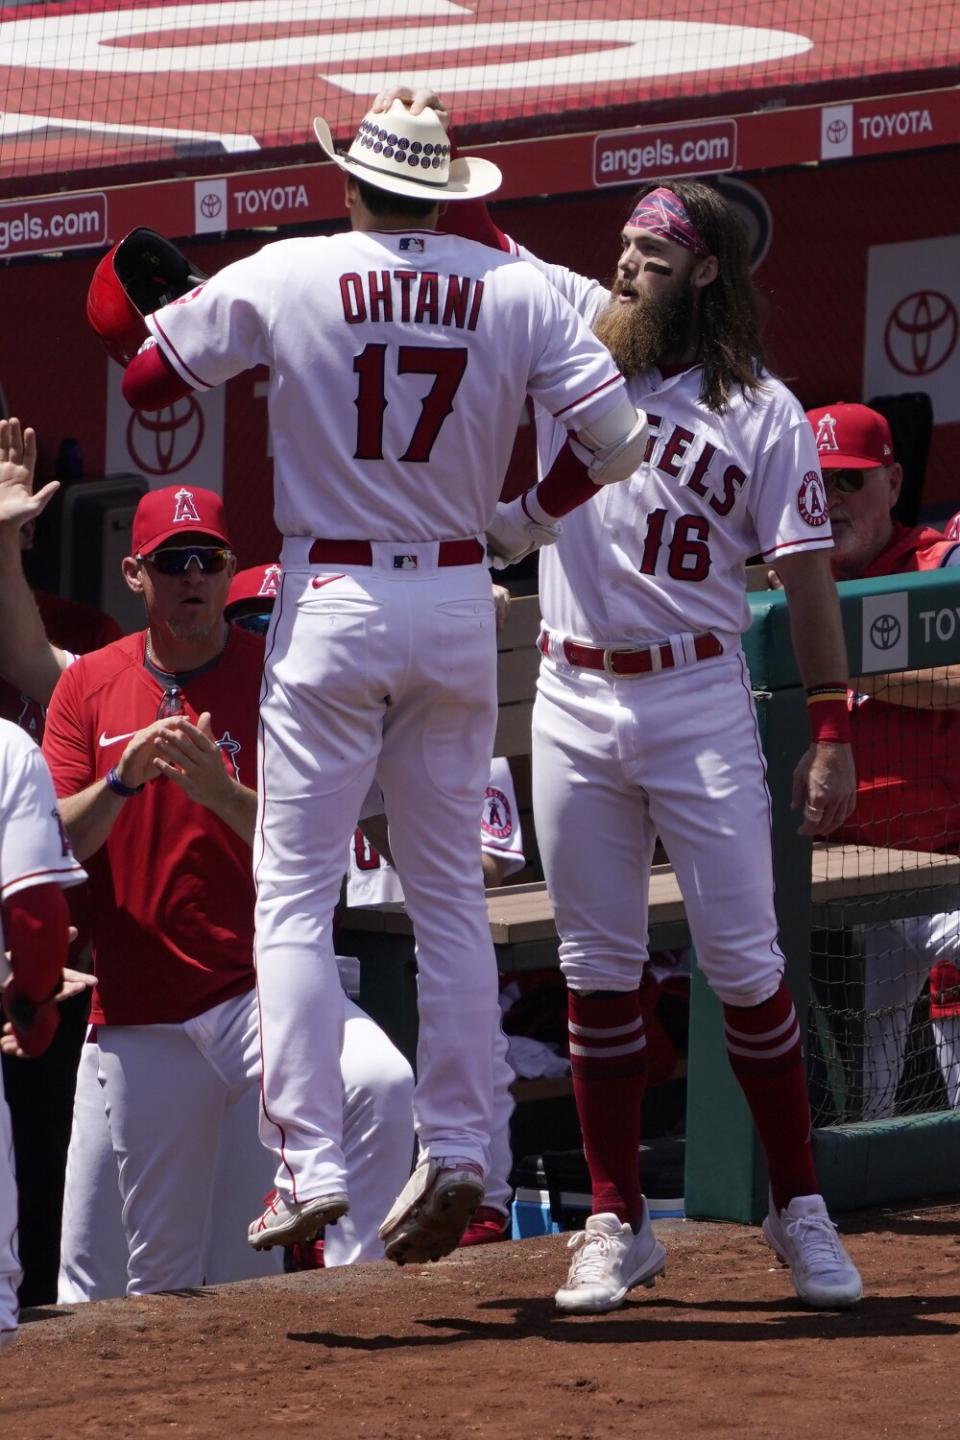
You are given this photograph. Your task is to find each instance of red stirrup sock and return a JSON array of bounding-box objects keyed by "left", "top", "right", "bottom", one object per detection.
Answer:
[
  {"left": 568, "top": 989, "right": 647, "bottom": 1228},
  {"left": 723, "top": 980, "right": 818, "bottom": 1212}
]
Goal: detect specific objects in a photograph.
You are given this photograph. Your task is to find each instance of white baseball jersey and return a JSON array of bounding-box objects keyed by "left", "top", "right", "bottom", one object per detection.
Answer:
[
  {"left": 0, "top": 718, "right": 85, "bottom": 956},
  {"left": 146, "top": 230, "right": 625, "bottom": 545},
  {"left": 513, "top": 246, "right": 832, "bottom": 648},
  {"left": 348, "top": 757, "right": 525, "bottom": 907}
]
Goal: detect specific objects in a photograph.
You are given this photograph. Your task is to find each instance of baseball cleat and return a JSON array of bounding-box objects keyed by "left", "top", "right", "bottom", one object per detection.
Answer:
[
  {"left": 458, "top": 1204, "right": 511, "bottom": 1247},
  {"left": 379, "top": 1157, "right": 485, "bottom": 1265},
  {"left": 555, "top": 1201, "right": 666, "bottom": 1315},
  {"left": 762, "top": 1193, "right": 863, "bottom": 1309},
  {"left": 247, "top": 1188, "right": 349, "bottom": 1251}
]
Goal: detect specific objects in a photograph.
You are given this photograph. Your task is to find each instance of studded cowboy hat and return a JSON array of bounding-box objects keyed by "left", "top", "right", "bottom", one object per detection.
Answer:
[{"left": 313, "top": 97, "right": 502, "bottom": 202}]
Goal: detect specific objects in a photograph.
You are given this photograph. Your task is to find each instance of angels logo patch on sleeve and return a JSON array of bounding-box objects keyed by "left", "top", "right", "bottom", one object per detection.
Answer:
[
  {"left": 481, "top": 785, "right": 513, "bottom": 842},
  {"left": 797, "top": 470, "right": 829, "bottom": 527}
]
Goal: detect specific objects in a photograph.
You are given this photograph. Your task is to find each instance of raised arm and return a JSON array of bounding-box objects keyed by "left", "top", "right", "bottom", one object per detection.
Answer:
[{"left": 0, "top": 419, "right": 70, "bottom": 704}]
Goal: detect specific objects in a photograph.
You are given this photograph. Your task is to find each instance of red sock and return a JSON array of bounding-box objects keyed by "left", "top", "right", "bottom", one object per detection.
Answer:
[
  {"left": 568, "top": 989, "right": 647, "bottom": 1227},
  {"left": 723, "top": 980, "right": 818, "bottom": 1212}
]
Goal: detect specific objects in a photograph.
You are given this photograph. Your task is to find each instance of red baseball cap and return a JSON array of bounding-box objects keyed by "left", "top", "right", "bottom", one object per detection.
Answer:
[
  {"left": 805, "top": 403, "right": 895, "bottom": 470},
  {"left": 225, "top": 562, "right": 282, "bottom": 617},
  {"left": 132, "top": 484, "right": 233, "bottom": 556}
]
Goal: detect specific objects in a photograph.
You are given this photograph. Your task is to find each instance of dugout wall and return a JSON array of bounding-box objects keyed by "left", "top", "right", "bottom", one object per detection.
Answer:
[{"left": 686, "top": 567, "right": 960, "bottom": 1223}]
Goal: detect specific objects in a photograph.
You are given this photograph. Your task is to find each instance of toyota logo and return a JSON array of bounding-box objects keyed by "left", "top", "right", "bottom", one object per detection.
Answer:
[
  {"left": 826, "top": 118, "right": 848, "bottom": 144},
  {"left": 884, "top": 290, "right": 958, "bottom": 377},
  {"left": 126, "top": 396, "right": 205, "bottom": 475},
  {"left": 870, "top": 613, "right": 902, "bottom": 650},
  {"left": 200, "top": 192, "right": 223, "bottom": 219}
]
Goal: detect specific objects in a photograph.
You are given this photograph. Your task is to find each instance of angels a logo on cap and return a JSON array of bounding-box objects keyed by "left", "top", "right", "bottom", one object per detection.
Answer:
[
  {"left": 814, "top": 413, "right": 840, "bottom": 454},
  {"left": 258, "top": 564, "right": 282, "bottom": 598},
  {"left": 797, "top": 470, "right": 829, "bottom": 527},
  {"left": 172, "top": 487, "right": 202, "bottom": 523}
]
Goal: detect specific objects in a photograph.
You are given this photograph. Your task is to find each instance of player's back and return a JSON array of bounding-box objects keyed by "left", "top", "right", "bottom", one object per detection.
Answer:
[
  {"left": 207, "top": 230, "right": 617, "bottom": 544},
  {"left": 262, "top": 230, "right": 593, "bottom": 541}
]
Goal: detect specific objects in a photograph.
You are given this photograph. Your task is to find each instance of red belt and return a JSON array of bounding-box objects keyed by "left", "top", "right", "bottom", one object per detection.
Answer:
[
  {"left": 538, "top": 628, "right": 723, "bottom": 676},
  {"left": 308, "top": 538, "right": 484, "bottom": 567}
]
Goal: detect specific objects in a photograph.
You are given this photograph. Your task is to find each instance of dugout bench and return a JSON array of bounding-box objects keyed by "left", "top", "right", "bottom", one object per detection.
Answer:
[{"left": 341, "top": 574, "right": 960, "bottom": 1224}]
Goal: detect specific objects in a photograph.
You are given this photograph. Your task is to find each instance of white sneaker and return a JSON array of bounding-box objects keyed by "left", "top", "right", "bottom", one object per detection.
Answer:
[
  {"left": 379, "top": 1156, "right": 485, "bottom": 1266},
  {"left": 762, "top": 1194, "right": 863, "bottom": 1308},
  {"left": 247, "top": 1189, "right": 349, "bottom": 1251},
  {"left": 555, "top": 1202, "right": 667, "bottom": 1315}
]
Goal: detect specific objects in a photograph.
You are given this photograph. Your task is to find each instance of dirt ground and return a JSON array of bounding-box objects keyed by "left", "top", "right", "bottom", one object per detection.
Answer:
[{"left": 2, "top": 1200, "right": 959, "bottom": 1440}]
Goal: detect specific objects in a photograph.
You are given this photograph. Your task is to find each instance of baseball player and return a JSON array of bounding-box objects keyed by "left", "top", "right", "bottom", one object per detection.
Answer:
[
  {"left": 0, "top": 718, "right": 86, "bottom": 1349},
  {"left": 104, "top": 91, "right": 648, "bottom": 1264},
  {"left": 396, "top": 85, "right": 864, "bottom": 1308},
  {"left": 230, "top": 563, "right": 522, "bottom": 1249},
  {"left": 804, "top": 403, "right": 960, "bottom": 1120}
]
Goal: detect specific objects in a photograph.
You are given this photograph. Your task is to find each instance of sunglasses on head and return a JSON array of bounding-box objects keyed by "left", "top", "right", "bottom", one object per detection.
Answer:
[
  {"left": 140, "top": 546, "right": 233, "bottom": 576},
  {"left": 231, "top": 611, "right": 272, "bottom": 636}
]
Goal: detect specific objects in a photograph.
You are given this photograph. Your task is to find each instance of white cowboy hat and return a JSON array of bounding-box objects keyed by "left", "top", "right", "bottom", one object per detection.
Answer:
[{"left": 313, "top": 97, "right": 501, "bottom": 203}]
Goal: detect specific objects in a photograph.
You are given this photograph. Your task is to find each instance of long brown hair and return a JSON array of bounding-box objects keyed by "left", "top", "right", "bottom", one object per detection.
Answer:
[{"left": 630, "top": 180, "right": 767, "bottom": 412}]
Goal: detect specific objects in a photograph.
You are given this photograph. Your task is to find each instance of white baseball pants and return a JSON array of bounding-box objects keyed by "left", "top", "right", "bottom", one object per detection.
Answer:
[
  {"left": 858, "top": 911, "right": 960, "bottom": 1119},
  {"left": 256, "top": 549, "right": 500, "bottom": 1201},
  {"left": 532, "top": 651, "right": 784, "bottom": 1008},
  {"left": 58, "top": 996, "right": 417, "bottom": 1300}
]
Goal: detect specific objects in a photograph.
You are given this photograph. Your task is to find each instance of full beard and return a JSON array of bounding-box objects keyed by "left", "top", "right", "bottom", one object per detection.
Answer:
[{"left": 593, "top": 278, "right": 696, "bottom": 377}]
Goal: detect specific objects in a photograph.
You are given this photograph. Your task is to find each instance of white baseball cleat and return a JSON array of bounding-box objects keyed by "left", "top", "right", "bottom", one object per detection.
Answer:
[
  {"left": 378, "top": 1156, "right": 485, "bottom": 1265},
  {"left": 762, "top": 1194, "right": 863, "bottom": 1308},
  {"left": 247, "top": 1189, "right": 349, "bottom": 1251},
  {"left": 555, "top": 1201, "right": 667, "bottom": 1314}
]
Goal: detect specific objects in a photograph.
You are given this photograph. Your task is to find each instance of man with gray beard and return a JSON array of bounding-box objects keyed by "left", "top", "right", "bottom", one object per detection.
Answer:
[{"left": 387, "top": 85, "right": 866, "bottom": 1314}]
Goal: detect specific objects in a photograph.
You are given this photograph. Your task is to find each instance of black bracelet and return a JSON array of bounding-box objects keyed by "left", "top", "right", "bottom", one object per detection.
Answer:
[{"left": 105, "top": 765, "right": 144, "bottom": 798}]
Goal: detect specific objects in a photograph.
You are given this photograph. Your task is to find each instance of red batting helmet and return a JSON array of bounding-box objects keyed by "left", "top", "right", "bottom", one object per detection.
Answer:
[{"left": 86, "top": 228, "right": 208, "bottom": 367}]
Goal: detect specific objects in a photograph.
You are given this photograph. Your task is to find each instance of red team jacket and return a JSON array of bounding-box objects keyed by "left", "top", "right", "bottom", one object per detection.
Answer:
[
  {"left": 830, "top": 523, "right": 960, "bottom": 1015},
  {"left": 42, "top": 627, "right": 263, "bottom": 1026}
]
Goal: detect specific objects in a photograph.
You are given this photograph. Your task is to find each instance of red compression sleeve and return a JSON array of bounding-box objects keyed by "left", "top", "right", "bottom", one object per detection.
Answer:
[
  {"left": 122, "top": 343, "right": 194, "bottom": 411},
  {"left": 3, "top": 882, "right": 69, "bottom": 1000},
  {"left": 2, "top": 883, "right": 70, "bottom": 1057},
  {"left": 533, "top": 462, "right": 598, "bottom": 518}
]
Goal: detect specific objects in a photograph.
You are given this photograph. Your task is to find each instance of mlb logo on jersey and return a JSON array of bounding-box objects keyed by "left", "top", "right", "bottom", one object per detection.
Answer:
[
  {"left": 399, "top": 237, "right": 425, "bottom": 252},
  {"left": 393, "top": 554, "right": 419, "bottom": 570}
]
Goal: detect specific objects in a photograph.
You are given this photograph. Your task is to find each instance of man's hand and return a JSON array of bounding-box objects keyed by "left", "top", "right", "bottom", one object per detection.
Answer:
[
  {"left": 0, "top": 964, "right": 95, "bottom": 1058},
  {"left": 792, "top": 742, "right": 857, "bottom": 837},
  {"left": 112, "top": 717, "right": 186, "bottom": 792},
  {"left": 372, "top": 86, "right": 446, "bottom": 119},
  {"left": 0, "top": 417, "right": 59, "bottom": 531},
  {"left": 153, "top": 712, "right": 234, "bottom": 808},
  {"left": 492, "top": 583, "right": 511, "bottom": 632},
  {"left": 486, "top": 496, "right": 562, "bottom": 569}
]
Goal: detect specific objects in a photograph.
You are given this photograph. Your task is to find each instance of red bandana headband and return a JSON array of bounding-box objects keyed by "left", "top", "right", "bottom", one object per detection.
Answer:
[{"left": 626, "top": 187, "right": 709, "bottom": 257}]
